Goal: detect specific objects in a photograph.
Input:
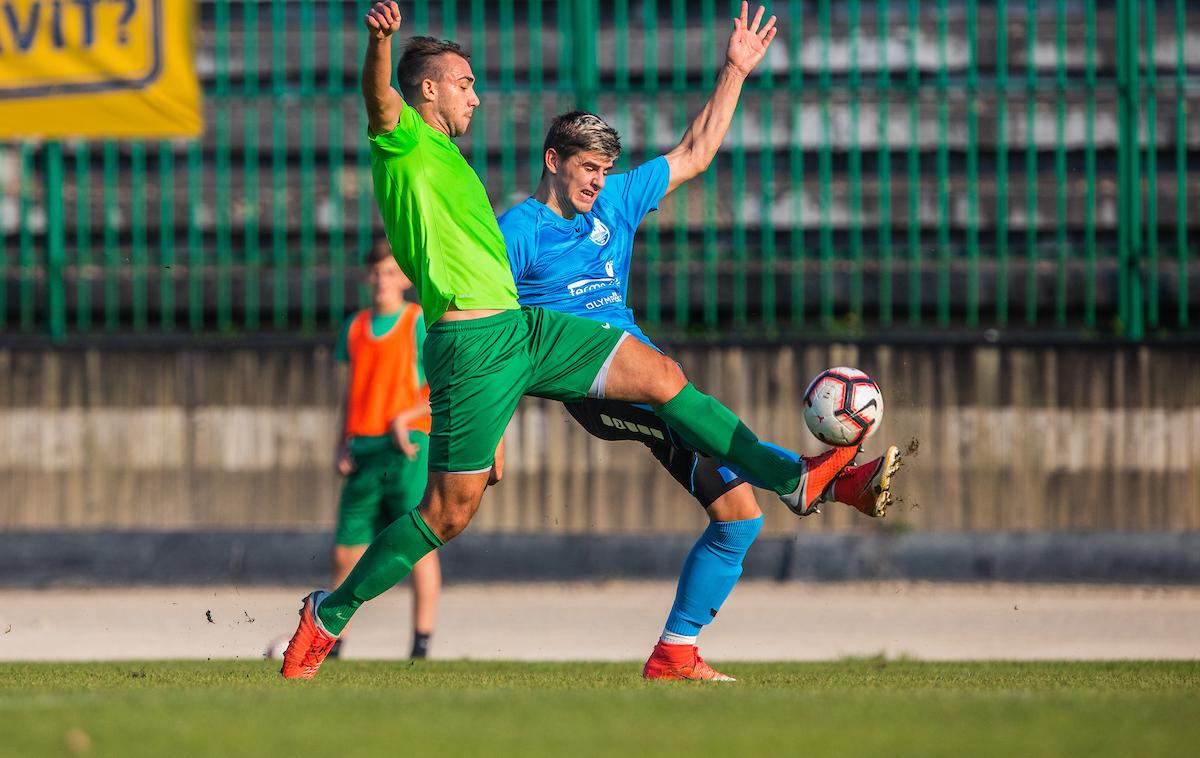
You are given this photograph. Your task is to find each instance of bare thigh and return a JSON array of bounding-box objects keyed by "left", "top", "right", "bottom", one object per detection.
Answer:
[{"left": 601, "top": 336, "right": 688, "bottom": 406}]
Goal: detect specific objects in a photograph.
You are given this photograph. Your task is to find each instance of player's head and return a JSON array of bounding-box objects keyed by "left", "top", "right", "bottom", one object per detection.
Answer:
[
  {"left": 364, "top": 239, "right": 410, "bottom": 309},
  {"left": 397, "top": 36, "right": 479, "bottom": 138},
  {"left": 539, "top": 111, "right": 622, "bottom": 216}
]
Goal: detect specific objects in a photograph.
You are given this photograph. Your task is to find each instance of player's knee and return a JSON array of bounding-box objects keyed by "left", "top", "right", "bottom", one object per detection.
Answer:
[
  {"left": 648, "top": 358, "right": 688, "bottom": 405},
  {"left": 420, "top": 496, "right": 478, "bottom": 541},
  {"left": 707, "top": 486, "right": 763, "bottom": 522}
]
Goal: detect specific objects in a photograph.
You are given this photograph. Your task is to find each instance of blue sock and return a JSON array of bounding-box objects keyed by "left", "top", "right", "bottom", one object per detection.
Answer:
[{"left": 663, "top": 516, "right": 763, "bottom": 639}]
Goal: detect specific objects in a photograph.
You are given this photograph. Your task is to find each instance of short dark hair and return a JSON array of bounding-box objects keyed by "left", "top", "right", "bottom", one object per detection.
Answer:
[
  {"left": 397, "top": 36, "right": 470, "bottom": 101},
  {"left": 365, "top": 239, "right": 393, "bottom": 267},
  {"left": 543, "top": 111, "right": 622, "bottom": 163}
]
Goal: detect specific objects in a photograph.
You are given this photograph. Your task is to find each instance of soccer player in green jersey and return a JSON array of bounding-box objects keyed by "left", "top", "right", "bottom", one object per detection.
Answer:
[{"left": 281, "top": 1, "right": 859, "bottom": 679}]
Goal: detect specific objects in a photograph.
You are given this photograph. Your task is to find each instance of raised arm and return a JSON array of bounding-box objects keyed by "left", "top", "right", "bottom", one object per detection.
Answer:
[
  {"left": 662, "top": 2, "right": 777, "bottom": 196},
  {"left": 362, "top": 2, "right": 405, "bottom": 134}
]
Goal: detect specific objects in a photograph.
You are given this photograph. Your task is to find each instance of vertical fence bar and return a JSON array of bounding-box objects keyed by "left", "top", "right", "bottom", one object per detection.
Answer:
[
  {"left": 788, "top": 0, "right": 804, "bottom": 326},
  {"left": 327, "top": 0, "right": 345, "bottom": 329},
  {"left": 1084, "top": 0, "right": 1097, "bottom": 329},
  {"left": 17, "top": 145, "right": 35, "bottom": 331},
  {"left": 299, "top": 0, "right": 317, "bottom": 332},
  {"left": 877, "top": 0, "right": 892, "bottom": 327},
  {"left": 672, "top": 0, "right": 690, "bottom": 329},
  {"left": 760, "top": 23, "right": 776, "bottom": 330},
  {"left": 702, "top": 0, "right": 718, "bottom": 328},
  {"left": 499, "top": 0, "right": 516, "bottom": 206},
  {"left": 818, "top": 0, "right": 833, "bottom": 327},
  {"left": 530, "top": 0, "right": 545, "bottom": 185},
  {"left": 642, "top": 0, "right": 661, "bottom": 327},
  {"left": 1024, "top": 0, "right": 1038, "bottom": 326},
  {"left": 356, "top": 19, "right": 372, "bottom": 304},
  {"left": 442, "top": 0, "right": 457, "bottom": 37},
  {"left": 848, "top": 0, "right": 863, "bottom": 325},
  {"left": 471, "top": 0, "right": 487, "bottom": 183},
  {"left": 271, "top": 0, "right": 289, "bottom": 328},
  {"left": 611, "top": 0, "right": 629, "bottom": 173},
  {"left": 75, "top": 143, "right": 91, "bottom": 331},
  {"left": 1175, "top": 0, "right": 1188, "bottom": 327},
  {"left": 129, "top": 141, "right": 148, "bottom": 331},
  {"left": 573, "top": 0, "right": 598, "bottom": 114},
  {"left": 1143, "top": 0, "right": 1158, "bottom": 329},
  {"left": 731, "top": 20, "right": 747, "bottom": 330},
  {"left": 215, "top": 0, "right": 232, "bottom": 332},
  {"left": 0, "top": 150, "right": 6, "bottom": 331},
  {"left": 187, "top": 140, "right": 204, "bottom": 331},
  {"left": 965, "top": 0, "right": 979, "bottom": 328},
  {"left": 905, "top": 0, "right": 920, "bottom": 325},
  {"left": 410, "top": 0, "right": 428, "bottom": 34},
  {"left": 995, "top": 0, "right": 1009, "bottom": 326},
  {"left": 243, "top": 0, "right": 261, "bottom": 330},
  {"left": 935, "top": 0, "right": 949, "bottom": 327},
  {"left": 1116, "top": 0, "right": 1129, "bottom": 329},
  {"left": 159, "top": 142, "right": 175, "bottom": 331},
  {"left": 1054, "top": 0, "right": 1068, "bottom": 327},
  {"left": 102, "top": 141, "right": 119, "bottom": 330},
  {"left": 46, "top": 143, "right": 66, "bottom": 340},
  {"left": 1122, "top": 0, "right": 1143, "bottom": 338}
]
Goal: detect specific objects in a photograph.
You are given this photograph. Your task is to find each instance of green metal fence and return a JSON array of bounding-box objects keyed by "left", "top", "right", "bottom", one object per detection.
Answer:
[{"left": 0, "top": 0, "right": 1196, "bottom": 340}]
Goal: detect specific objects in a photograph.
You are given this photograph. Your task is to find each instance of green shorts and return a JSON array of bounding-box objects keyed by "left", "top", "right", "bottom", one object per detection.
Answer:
[
  {"left": 335, "top": 432, "right": 430, "bottom": 545},
  {"left": 424, "top": 306, "right": 627, "bottom": 472}
]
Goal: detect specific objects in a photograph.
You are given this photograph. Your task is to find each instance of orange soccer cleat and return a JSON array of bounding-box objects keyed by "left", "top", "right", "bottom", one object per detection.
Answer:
[
  {"left": 280, "top": 590, "right": 338, "bottom": 680},
  {"left": 827, "top": 445, "right": 902, "bottom": 518},
  {"left": 780, "top": 444, "right": 860, "bottom": 517},
  {"left": 642, "top": 641, "right": 736, "bottom": 682}
]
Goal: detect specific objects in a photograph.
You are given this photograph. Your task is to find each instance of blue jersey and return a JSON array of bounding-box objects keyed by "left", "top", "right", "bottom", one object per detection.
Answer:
[{"left": 498, "top": 156, "right": 671, "bottom": 347}]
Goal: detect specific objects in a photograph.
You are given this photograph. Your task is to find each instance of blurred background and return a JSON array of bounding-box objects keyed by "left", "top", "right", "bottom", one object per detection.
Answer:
[{"left": 1, "top": 0, "right": 1198, "bottom": 587}]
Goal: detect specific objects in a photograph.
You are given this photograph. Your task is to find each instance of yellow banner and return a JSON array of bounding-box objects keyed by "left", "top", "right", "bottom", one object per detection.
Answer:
[{"left": 0, "top": 0, "right": 202, "bottom": 138}]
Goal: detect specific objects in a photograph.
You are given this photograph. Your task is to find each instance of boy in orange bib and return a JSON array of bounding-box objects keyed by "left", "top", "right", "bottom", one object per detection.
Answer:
[{"left": 331, "top": 240, "right": 439, "bottom": 659}]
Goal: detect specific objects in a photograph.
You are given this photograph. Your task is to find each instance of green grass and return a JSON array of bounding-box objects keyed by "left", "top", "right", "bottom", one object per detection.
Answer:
[{"left": 2, "top": 660, "right": 1197, "bottom": 757}]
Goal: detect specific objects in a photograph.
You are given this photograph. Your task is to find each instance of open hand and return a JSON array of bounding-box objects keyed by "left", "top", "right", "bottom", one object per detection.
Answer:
[
  {"left": 364, "top": 2, "right": 402, "bottom": 40},
  {"left": 725, "top": 2, "right": 778, "bottom": 78}
]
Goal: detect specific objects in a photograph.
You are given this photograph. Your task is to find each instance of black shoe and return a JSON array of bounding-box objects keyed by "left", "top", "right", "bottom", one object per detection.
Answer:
[{"left": 410, "top": 631, "right": 431, "bottom": 659}]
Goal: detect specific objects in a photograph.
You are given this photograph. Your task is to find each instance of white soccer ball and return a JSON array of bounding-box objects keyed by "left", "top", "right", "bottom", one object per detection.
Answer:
[{"left": 802, "top": 367, "right": 885, "bottom": 447}]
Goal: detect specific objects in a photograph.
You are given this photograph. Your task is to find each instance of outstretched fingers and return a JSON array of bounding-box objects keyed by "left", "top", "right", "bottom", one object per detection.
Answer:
[
  {"left": 749, "top": 4, "right": 765, "bottom": 33},
  {"left": 759, "top": 14, "right": 777, "bottom": 41}
]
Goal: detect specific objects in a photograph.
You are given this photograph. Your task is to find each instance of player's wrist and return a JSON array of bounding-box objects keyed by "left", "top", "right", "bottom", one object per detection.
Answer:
[{"left": 721, "top": 61, "right": 750, "bottom": 81}]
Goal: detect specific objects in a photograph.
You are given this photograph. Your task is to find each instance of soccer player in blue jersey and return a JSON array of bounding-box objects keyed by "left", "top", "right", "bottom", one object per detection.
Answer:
[{"left": 498, "top": 2, "right": 901, "bottom": 681}]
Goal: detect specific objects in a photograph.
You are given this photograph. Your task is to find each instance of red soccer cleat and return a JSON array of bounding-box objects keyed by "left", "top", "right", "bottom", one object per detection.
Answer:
[
  {"left": 280, "top": 590, "right": 338, "bottom": 680},
  {"left": 780, "top": 444, "right": 860, "bottom": 517},
  {"left": 642, "top": 641, "right": 736, "bottom": 682},
  {"left": 827, "top": 445, "right": 902, "bottom": 518}
]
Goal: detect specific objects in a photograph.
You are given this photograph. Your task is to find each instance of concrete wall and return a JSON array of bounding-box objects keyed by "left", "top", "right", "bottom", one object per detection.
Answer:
[{"left": 2, "top": 340, "right": 1198, "bottom": 536}]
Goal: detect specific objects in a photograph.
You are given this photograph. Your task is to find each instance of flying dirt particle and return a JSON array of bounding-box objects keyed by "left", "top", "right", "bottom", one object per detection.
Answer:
[
  {"left": 3, "top": 625, "right": 10, "bottom": 634},
  {"left": 205, "top": 610, "right": 215, "bottom": 624},
  {"left": 1014, "top": 605, "right": 1019, "bottom": 611},
  {"left": 905, "top": 436, "right": 920, "bottom": 457},
  {"left": 243, "top": 610, "right": 255, "bottom": 624}
]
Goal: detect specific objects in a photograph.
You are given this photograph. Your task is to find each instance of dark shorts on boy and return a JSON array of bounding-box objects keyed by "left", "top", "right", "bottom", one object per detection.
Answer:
[{"left": 335, "top": 432, "right": 430, "bottom": 545}]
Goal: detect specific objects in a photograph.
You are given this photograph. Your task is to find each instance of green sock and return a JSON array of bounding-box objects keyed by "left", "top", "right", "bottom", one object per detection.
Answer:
[
  {"left": 654, "top": 383, "right": 800, "bottom": 496},
  {"left": 317, "top": 509, "right": 444, "bottom": 636}
]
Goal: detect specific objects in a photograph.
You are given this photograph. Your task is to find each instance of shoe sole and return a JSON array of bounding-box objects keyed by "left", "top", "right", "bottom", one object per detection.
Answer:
[{"left": 868, "top": 445, "right": 902, "bottom": 518}]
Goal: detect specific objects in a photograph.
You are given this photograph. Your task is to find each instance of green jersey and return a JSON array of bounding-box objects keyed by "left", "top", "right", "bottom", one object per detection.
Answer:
[{"left": 368, "top": 104, "right": 519, "bottom": 323}]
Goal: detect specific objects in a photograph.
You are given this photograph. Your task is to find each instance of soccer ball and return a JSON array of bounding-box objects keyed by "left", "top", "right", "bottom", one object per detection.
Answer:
[{"left": 802, "top": 367, "right": 884, "bottom": 447}]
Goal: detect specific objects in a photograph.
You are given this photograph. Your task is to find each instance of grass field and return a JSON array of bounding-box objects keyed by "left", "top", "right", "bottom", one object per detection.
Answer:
[{"left": 2, "top": 660, "right": 1197, "bottom": 758}]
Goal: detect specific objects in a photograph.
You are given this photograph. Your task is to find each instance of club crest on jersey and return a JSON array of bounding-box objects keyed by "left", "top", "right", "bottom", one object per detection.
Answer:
[{"left": 590, "top": 219, "right": 611, "bottom": 246}]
